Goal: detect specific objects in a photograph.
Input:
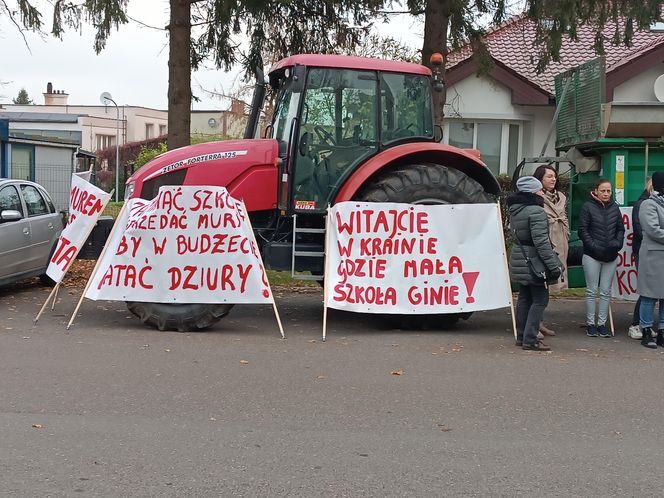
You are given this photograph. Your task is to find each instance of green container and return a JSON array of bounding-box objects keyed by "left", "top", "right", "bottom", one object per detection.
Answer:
[
  {"left": 565, "top": 138, "right": 664, "bottom": 288},
  {"left": 568, "top": 265, "right": 586, "bottom": 289},
  {"left": 575, "top": 138, "right": 664, "bottom": 208}
]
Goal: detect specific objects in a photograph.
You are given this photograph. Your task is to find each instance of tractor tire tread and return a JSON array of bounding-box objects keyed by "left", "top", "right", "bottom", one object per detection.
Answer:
[{"left": 126, "top": 302, "right": 233, "bottom": 332}]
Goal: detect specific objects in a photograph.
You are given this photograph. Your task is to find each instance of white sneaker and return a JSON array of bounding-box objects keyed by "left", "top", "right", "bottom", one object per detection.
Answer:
[{"left": 628, "top": 325, "right": 643, "bottom": 340}]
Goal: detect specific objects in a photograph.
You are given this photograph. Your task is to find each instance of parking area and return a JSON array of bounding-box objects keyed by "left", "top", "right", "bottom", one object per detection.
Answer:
[{"left": 1, "top": 282, "right": 663, "bottom": 496}]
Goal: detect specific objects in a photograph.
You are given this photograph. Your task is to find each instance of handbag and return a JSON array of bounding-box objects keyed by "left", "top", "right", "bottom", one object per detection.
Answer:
[{"left": 512, "top": 231, "right": 550, "bottom": 287}]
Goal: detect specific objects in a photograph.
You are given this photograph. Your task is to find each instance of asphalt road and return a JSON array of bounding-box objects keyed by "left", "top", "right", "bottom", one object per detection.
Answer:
[{"left": 1, "top": 281, "right": 663, "bottom": 497}]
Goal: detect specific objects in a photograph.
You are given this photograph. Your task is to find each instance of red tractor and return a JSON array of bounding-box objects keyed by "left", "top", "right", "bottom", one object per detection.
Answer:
[{"left": 124, "top": 54, "right": 501, "bottom": 331}]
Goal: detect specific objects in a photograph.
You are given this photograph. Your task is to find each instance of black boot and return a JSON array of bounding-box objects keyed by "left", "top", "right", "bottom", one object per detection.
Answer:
[
  {"left": 641, "top": 327, "right": 657, "bottom": 349},
  {"left": 657, "top": 330, "right": 664, "bottom": 347}
]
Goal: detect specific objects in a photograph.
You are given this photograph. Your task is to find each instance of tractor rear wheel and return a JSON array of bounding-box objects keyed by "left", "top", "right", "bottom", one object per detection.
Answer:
[
  {"left": 356, "top": 163, "right": 494, "bottom": 330},
  {"left": 126, "top": 302, "right": 234, "bottom": 332}
]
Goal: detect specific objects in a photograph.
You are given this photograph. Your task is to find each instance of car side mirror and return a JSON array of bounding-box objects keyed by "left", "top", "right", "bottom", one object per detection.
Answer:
[{"left": 0, "top": 209, "right": 23, "bottom": 222}]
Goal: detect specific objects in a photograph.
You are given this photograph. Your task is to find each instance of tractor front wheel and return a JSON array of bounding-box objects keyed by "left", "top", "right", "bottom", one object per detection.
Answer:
[
  {"left": 355, "top": 163, "right": 494, "bottom": 329},
  {"left": 126, "top": 302, "right": 234, "bottom": 332}
]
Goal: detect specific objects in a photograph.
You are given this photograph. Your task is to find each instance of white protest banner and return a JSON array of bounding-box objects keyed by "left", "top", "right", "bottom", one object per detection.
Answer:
[
  {"left": 46, "top": 173, "right": 113, "bottom": 283},
  {"left": 74, "top": 170, "right": 92, "bottom": 183},
  {"left": 325, "top": 202, "right": 512, "bottom": 314},
  {"left": 612, "top": 206, "right": 638, "bottom": 301},
  {"left": 85, "top": 186, "right": 273, "bottom": 304}
]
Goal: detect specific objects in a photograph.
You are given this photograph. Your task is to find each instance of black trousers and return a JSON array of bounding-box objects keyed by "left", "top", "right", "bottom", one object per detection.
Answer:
[{"left": 516, "top": 284, "right": 550, "bottom": 345}]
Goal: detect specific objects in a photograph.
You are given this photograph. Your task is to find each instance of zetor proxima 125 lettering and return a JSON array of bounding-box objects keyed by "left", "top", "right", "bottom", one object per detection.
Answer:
[{"left": 124, "top": 53, "right": 501, "bottom": 331}]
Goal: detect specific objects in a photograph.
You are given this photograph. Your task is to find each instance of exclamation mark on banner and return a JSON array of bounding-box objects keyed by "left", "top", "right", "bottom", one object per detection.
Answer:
[{"left": 462, "top": 272, "right": 480, "bottom": 304}]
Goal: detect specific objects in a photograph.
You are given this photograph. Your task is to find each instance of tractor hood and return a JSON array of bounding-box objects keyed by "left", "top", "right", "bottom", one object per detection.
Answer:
[{"left": 126, "top": 139, "right": 280, "bottom": 212}]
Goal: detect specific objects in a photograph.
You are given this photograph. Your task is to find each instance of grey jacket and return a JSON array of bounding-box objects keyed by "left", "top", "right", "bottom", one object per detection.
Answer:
[
  {"left": 508, "top": 192, "right": 563, "bottom": 286},
  {"left": 637, "top": 195, "right": 664, "bottom": 298}
]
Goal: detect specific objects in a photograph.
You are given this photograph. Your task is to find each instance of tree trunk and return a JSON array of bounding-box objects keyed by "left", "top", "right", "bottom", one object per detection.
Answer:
[
  {"left": 167, "top": 0, "right": 192, "bottom": 151},
  {"left": 422, "top": 0, "right": 450, "bottom": 126}
]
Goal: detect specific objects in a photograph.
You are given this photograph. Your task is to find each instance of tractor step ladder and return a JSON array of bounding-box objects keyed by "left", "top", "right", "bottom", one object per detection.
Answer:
[{"left": 291, "top": 213, "right": 326, "bottom": 281}]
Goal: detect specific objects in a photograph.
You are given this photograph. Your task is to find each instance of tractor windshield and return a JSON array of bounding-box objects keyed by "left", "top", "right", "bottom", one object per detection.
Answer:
[{"left": 269, "top": 64, "right": 435, "bottom": 212}]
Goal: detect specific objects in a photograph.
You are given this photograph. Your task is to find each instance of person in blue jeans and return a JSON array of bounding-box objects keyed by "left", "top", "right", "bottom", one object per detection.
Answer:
[
  {"left": 637, "top": 171, "right": 664, "bottom": 349},
  {"left": 578, "top": 179, "right": 625, "bottom": 337}
]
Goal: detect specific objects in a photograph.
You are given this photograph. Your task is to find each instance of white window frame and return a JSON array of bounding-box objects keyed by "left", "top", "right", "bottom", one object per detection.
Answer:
[
  {"left": 95, "top": 134, "right": 115, "bottom": 151},
  {"left": 444, "top": 120, "right": 522, "bottom": 175}
]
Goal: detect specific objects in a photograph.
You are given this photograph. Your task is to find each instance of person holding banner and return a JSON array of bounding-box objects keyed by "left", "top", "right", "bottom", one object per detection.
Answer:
[
  {"left": 578, "top": 179, "right": 625, "bottom": 338},
  {"left": 508, "top": 176, "right": 563, "bottom": 351},
  {"left": 627, "top": 177, "right": 652, "bottom": 340},
  {"left": 534, "top": 163, "right": 569, "bottom": 338},
  {"left": 636, "top": 171, "right": 664, "bottom": 349}
]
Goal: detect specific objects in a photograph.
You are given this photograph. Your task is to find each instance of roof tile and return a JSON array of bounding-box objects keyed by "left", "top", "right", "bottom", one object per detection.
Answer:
[{"left": 447, "top": 15, "right": 664, "bottom": 94}]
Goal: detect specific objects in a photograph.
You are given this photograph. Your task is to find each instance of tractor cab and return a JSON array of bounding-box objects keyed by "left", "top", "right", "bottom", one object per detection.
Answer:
[{"left": 263, "top": 55, "right": 436, "bottom": 213}]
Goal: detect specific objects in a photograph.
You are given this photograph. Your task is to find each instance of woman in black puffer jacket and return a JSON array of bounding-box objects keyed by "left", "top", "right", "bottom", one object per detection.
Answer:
[{"left": 578, "top": 178, "right": 625, "bottom": 338}]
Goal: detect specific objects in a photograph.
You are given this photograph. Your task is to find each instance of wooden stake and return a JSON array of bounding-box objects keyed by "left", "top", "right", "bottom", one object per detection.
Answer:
[
  {"left": 242, "top": 201, "right": 285, "bottom": 338},
  {"left": 67, "top": 200, "right": 127, "bottom": 330},
  {"left": 34, "top": 282, "right": 60, "bottom": 324},
  {"left": 34, "top": 188, "right": 114, "bottom": 321},
  {"left": 608, "top": 304, "right": 615, "bottom": 336},
  {"left": 322, "top": 207, "right": 332, "bottom": 342},
  {"left": 51, "top": 284, "right": 60, "bottom": 311},
  {"left": 496, "top": 204, "right": 518, "bottom": 339}
]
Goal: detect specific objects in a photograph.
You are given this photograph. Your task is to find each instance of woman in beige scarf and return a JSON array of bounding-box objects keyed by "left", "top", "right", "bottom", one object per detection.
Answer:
[{"left": 534, "top": 164, "right": 569, "bottom": 336}]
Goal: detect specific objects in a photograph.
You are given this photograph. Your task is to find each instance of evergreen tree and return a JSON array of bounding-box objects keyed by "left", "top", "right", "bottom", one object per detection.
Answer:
[
  {"left": 13, "top": 88, "right": 34, "bottom": 104},
  {"left": 406, "top": 0, "right": 664, "bottom": 124},
  {"left": 4, "top": 0, "right": 664, "bottom": 135}
]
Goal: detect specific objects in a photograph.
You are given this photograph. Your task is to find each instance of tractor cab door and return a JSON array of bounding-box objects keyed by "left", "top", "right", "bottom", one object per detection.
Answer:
[{"left": 292, "top": 68, "right": 379, "bottom": 212}]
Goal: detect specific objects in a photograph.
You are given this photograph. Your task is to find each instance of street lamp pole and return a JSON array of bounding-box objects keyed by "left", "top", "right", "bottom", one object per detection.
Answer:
[{"left": 100, "top": 92, "right": 120, "bottom": 202}]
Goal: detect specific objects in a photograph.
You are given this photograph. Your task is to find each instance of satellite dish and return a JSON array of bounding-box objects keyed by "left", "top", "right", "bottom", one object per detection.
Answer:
[
  {"left": 99, "top": 91, "right": 114, "bottom": 106},
  {"left": 654, "top": 75, "right": 664, "bottom": 102}
]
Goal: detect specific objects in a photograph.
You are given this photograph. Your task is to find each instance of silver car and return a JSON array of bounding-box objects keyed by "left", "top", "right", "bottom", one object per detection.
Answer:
[{"left": 0, "top": 179, "right": 65, "bottom": 287}]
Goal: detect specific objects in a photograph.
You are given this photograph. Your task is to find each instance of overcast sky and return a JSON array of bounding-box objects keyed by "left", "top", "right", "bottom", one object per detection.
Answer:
[{"left": 0, "top": 1, "right": 421, "bottom": 111}]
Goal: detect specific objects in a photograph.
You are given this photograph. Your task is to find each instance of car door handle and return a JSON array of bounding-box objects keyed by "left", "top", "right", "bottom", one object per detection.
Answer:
[
  {"left": 48, "top": 222, "right": 54, "bottom": 229},
  {"left": 23, "top": 227, "right": 30, "bottom": 235}
]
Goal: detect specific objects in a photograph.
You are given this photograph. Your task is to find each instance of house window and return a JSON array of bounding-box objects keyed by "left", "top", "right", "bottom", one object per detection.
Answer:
[
  {"left": 146, "top": 123, "right": 154, "bottom": 139},
  {"left": 449, "top": 122, "right": 474, "bottom": 149},
  {"left": 10, "top": 145, "right": 34, "bottom": 181},
  {"left": 476, "top": 123, "right": 502, "bottom": 174},
  {"left": 159, "top": 124, "right": 167, "bottom": 136},
  {"left": 507, "top": 124, "right": 521, "bottom": 176},
  {"left": 95, "top": 134, "right": 115, "bottom": 151},
  {"left": 447, "top": 120, "right": 522, "bottom": 176}
]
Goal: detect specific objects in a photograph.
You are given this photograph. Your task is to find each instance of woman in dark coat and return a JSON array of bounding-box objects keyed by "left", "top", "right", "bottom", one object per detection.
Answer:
[
  {"left": 637, "top": 171, "right": 664, "bottom": 349},
  {"left": 627, "top": 178, "right": 652, "bottom": 340},
  {"left": 578, "top": 179, "right": 625, "bottom": 338},
  {"left": 508, "top": 176, "right": 563, "bottom": 351}
]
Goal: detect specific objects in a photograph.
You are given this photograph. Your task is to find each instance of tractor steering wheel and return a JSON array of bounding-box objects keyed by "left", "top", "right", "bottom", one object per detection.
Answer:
[{"left": 314, "top": 125, "right": 336, "bottom": 146}]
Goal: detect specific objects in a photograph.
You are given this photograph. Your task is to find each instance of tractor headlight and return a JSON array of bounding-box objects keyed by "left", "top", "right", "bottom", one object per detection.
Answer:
[{"left": 124, "top": 182, "right": 135, "bottom": 200}]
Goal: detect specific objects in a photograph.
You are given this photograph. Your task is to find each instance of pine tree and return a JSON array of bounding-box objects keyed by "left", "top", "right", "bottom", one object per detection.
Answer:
[
  {"left": 4, "top": 0, "right": 664, "bottom": 132},
  {"left": 12, "top": 88, "right": 34, "bottom": 104}
]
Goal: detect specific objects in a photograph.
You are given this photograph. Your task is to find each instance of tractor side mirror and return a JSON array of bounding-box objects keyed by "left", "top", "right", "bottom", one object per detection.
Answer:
[
  {"left": 434, "top": 124, "right": 443, "bottom": 143},
  {"left": 298, "top": 132, "right": 310, "bottom": 157},
  {"left": 291, "top": 64, "right": 306, "bottom": 94}
]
